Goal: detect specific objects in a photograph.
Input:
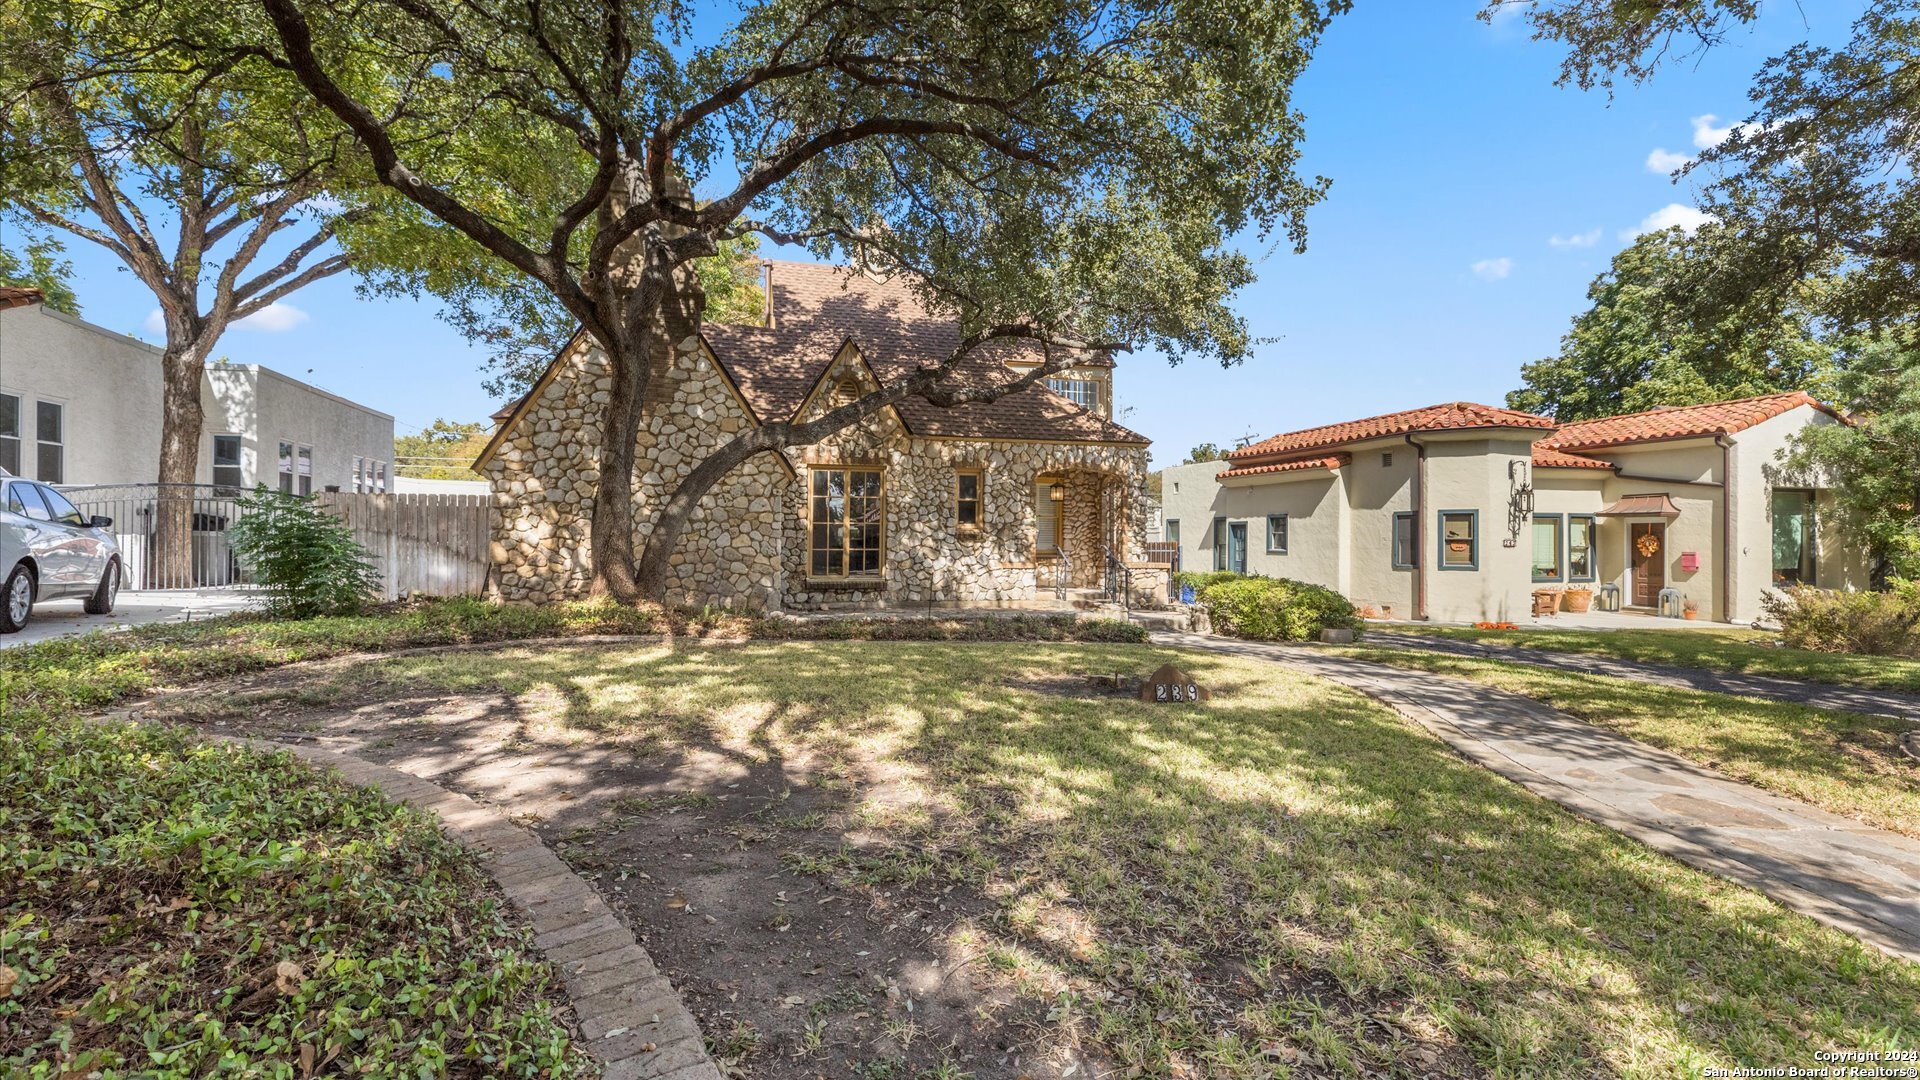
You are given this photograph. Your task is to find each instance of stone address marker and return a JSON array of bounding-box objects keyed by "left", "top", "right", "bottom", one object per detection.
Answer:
[{"left": 1139, "top": 663, "right": 1210, "bottom": 703}]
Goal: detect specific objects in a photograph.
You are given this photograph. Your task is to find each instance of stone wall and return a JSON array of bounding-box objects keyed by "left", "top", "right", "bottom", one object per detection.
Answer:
[{"left": 486, "top": 334, "right": 1158, "bottom": 610}]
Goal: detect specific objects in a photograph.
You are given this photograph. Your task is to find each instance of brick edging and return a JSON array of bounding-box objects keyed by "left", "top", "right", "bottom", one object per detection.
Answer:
[{"left": 227, "top": 736, "right": 720, "bottom": 1080}]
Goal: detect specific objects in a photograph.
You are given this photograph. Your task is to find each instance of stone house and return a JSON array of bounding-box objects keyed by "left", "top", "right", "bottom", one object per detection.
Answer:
[
  {"left": 1159, "top": 393, "right": 1870, "bottom": 624},
  {"left": 475, "top": 260, "right": 1164, "bottom": 610}
]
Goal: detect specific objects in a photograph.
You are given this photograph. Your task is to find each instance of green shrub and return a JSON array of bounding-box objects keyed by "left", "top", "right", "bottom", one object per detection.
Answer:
[
  {"left": 1173, "top": 570, "right": 1248, "bottom": 594},
  {"left": 228, "top": 490, "right": 382, "bottom": 619},
  {"left": 1199, "top": 576, "right": 1362, "bottom": 642},
  {"left": 1762, "top": 582, "right": 1920, "bottom": 656}
]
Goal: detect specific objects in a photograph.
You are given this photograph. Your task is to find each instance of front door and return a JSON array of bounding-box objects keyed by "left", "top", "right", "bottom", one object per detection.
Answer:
[
  {"left": 1227, "top": 521, "right": 1248, "bottom": 574},
  {"left": 1630, "top": 522, "right": 1665, "bottom": 607}
]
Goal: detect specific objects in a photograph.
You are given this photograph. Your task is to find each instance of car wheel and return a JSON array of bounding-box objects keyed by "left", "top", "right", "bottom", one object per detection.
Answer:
[
  {"left": 0, "top": 564, "right": 33, "bottom": 634},
  {"left": 84, "top": 559, "right": 120, "bottom": 615}
]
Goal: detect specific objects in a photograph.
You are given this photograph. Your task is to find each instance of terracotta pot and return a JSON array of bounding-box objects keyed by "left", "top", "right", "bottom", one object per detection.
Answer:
[
  {"left": 1563, "top": 590, "right": 1593, "bottom": 613},
  {"left": 1683, "top": 610, "right": 1698, "bottom": 620}
]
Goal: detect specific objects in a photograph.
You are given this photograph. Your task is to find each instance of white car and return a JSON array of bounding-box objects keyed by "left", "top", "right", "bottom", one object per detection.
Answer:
[{"left": 0, "top": 473, "right": 121, "bottom": 633}]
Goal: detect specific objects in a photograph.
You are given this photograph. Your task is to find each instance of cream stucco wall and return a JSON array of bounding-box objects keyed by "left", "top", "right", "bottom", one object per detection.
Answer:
[{"left": 0, "top": 305, "right": 394, "bottom": 491}]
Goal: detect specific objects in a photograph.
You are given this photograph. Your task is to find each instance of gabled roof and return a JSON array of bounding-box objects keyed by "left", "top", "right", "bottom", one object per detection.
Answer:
[
  {"left": 1217, "top": 454, "right": 1348, "bottom": 479},
  {"left": 1541, "top": 391, "right": 1842, "bottom": 451},
  {"left": 1532, "top": 447, "right": 1615, "bottom": 470},
  {"left": 1229, "top": 401, "right": 1556, "bottom": 464},
  {"left": 0, "top": 286, "right": 45, "bottom": 311}
]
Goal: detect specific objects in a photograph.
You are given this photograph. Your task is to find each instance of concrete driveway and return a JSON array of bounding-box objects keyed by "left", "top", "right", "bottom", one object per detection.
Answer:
[{"left": 3, "top": 588, "right": 257, "bottom": 649}]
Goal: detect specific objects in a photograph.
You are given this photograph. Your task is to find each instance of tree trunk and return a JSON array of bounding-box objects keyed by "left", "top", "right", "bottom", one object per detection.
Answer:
[
  {"left": 152, "top": 336, "right": 209, "bottom": 589},
  {"left": 586, "top": 330, "right": 648, "bottom": 601},
  {"left": 632, "top": 429, "right": 770, "bottom": 600}
]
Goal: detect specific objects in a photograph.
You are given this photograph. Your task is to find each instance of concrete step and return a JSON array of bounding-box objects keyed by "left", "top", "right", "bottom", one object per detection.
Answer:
[{"left": 1126, "top": 609, "right": 1189, "bottom": 631}]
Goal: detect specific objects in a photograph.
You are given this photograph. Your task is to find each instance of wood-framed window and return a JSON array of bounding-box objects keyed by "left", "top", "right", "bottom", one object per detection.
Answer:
[
  {"left": 1568, "top": 515, "right": 1596, "bottom": 582},
  {"left": 954, "top": 469, "right": 982, "bottom": 530},
  {"left": 809, "top": 466, "right": 884, "bottom": 577},
  {"left": 1265, "top": 513, "right": 1288, "bottom": 554},
  {"left": 1391, "top": 511, "right": 1417, "bottom": 570},
  {"left": 1438, "top": 510, "right": 1478, "bottom": 571},
  {"left": 1531, "top": 513, "right": 1565, "bottom": 583}
]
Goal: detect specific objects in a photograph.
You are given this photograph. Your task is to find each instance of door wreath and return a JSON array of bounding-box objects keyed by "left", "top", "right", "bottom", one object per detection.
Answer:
[{"left": 1635, "top": 533, "right": 1661, "bottom": 559}]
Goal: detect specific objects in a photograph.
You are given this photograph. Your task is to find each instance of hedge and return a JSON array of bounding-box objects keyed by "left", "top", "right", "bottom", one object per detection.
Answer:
[
  {"left": 1196, "top": 576, "right": 1363, "bottom": 642},
  {"left": 1762, "top": 582, "right": 1920, "bottom": 657}
]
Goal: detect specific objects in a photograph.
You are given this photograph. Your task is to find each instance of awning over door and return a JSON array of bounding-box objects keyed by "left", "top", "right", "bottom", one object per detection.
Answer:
[{"left": 1597, "top": 493, "right": 1681, "bottom": 517}]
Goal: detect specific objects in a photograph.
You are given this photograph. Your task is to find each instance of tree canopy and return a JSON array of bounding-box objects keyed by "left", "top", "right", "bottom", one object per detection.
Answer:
[
  {"left": 216, "top": 0, "right": 1344, "bottom": 597},
  {"left": 1509, "top": 227, "right": 1840, "bottom": 420},
  {"left": 0, "top": 237, "right": 78, "bottom": 314}
]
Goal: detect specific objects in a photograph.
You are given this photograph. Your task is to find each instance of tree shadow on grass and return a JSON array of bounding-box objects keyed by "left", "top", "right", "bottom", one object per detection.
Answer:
[{"left": 207, "top": 640, "right": 1920, "bottom": 1078}]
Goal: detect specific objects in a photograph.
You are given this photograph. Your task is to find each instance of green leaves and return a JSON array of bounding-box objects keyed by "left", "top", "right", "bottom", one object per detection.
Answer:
[{"left": 226, "top": 490, "right": 382, "bottom": 620}]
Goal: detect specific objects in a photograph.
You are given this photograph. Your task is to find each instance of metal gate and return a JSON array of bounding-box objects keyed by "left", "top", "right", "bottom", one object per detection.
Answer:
[{"left": 56, "top": 483, "right": 249, "bottom": 590}]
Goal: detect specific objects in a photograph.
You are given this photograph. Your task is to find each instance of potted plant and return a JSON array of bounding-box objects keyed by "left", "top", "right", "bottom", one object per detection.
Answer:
[
  {"left": 1683, "top": 597, "right": 1699, "bottom": 620},
  {"left": 1562, "top": 586, "right": 1594, "bottom": 613}
]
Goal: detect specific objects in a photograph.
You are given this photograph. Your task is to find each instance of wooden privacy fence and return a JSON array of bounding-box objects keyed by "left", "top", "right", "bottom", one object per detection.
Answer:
[{"left": 314, "top": 492, "right": 491, "bottom": 600}]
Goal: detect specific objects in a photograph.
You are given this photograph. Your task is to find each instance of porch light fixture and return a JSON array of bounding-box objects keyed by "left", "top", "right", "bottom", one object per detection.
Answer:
[{"left": 1049, "top": 482, "right": 1066, "bottom": 503}]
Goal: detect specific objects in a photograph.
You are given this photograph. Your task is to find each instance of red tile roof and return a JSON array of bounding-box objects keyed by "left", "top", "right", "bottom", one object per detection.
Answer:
[
  {"left": 0, "top": 286, "right": 44, "bottom": 311},
  {"left": 1532, "top": 447, "right": 1614, "bottom": 470},
  {"left": 1541, "top": 391, "right": 1840, "bottom": 451},
  {"left": 1230, "top": 401, "right": 1555, "bottom": 464},
  {"left": 1216, "top": 454, "right": 1349, "bottom": 479}
]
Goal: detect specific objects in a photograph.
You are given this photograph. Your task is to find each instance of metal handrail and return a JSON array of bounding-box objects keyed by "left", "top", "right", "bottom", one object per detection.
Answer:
[
  {"left": 1054, "top": 548, "right": 1071, "bottom": 601},
  {"left": 1102, "top": 545, "right": 1132, "bottom": 615}
]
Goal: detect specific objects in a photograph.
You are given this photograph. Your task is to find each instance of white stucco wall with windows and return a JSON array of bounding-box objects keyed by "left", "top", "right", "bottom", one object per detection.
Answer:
[{"left": 204, "top": 365, "right": 394, "bottom": 494}]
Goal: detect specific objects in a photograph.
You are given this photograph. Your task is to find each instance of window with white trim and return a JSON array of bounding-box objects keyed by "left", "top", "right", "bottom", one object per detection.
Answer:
[
  {"left": 35, "top": 401, "right": 63, "bottom": 483},
  {"left": 0, "top": 393, "right": 19, "bottom": 476},
  {"left": 1046, "top": 377, "right": 1098, "bottom": 410},
  {"left": 296, "top": 445, "right": 312, "bottom": 495}
]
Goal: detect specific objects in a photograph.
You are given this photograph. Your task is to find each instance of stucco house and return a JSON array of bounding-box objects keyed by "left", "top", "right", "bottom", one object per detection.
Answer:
[
  {"left": 0, "top": 286, "right": 395, "bottom": 493},
  {"left": 476, "top": 260, "right": 1164, "bottom": 610},
  {"left": 1159, "top": 393, "right": 1868, "bottom": 624}
]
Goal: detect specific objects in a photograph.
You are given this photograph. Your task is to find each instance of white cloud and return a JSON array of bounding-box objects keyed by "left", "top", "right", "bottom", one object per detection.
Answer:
[
  {"left": 1548, "top": 228, "right": 1603, "bottom": 249},
  {"left": 1624, "top": 203, "right": 1715, "bottom": 239},
  {"left": 1692, "top": 113, "right": 1736, "bottom": 149},
  {"left": 1645, "top": 147, "right": 1693, "bottom": 174},
  {"left": 1470, "top": 257, "right": 1514, "bottom": 281},
  {"left": 143, "top": 308, "right": 165, "bottom": 336},
  {"left": 233, "top": 302, "right": 309, "bottom": 332}
]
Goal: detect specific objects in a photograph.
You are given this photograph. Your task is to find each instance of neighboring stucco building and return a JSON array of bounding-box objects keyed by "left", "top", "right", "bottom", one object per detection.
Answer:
[
  {"left": 1159, "top": 394, "right": 1869, "bottom": 624},
  {"left": 477, "top": 260, "right": 1163, "bottom": 611},
  {"left": 0, "top": 287, "right": 394, "bottom": 493}
]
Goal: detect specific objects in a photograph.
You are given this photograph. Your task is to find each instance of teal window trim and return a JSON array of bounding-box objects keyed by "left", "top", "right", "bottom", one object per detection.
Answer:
[
  {"left": 1391, "top": 511, "right": 1417, "bottom": 570},
  {"left": 1212, "top": 515, "right": 1227, "bottom": 571},
  {"left": 1437, "top": 509, "right": 1479, "bottom": 571},
  {"left": 1266, "top": 513, "right": 1288, "bottom": 554},
  {"left": 1568, "top": 514, "right": 1597, "bottom": 583},
  {"left": 1165, "top": 518, "right": 1180, "bottom": 546},
  {"left": 1531, "top": 513, "right": 1566, "bottom": 584}
]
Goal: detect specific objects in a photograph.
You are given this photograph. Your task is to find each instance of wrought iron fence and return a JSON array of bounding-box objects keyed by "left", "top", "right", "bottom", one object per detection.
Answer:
[{"left": 55, "top": 483, "right": 250, "bottom": 590}]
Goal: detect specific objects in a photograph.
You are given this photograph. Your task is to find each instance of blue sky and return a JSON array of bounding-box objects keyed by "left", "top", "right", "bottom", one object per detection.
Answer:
[{"left": 9, "top": 1, "right": 1864, "bottom": 459}]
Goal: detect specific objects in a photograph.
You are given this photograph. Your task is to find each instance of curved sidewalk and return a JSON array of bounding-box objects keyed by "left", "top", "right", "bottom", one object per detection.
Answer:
[
  {"left": 1154, "top": 631, "right": 1920, "bottom": 963},
  {"left": 236, "top": 737, "right": 721, "bottom": 1080},
  {"left": 1363, "top": 629, "right": 1920, "bottom": 720}
]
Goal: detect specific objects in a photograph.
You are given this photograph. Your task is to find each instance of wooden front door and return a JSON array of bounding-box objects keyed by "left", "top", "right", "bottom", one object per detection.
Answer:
[{"left": 1630, "top": 522, "right": 1665, "bottom": 607}]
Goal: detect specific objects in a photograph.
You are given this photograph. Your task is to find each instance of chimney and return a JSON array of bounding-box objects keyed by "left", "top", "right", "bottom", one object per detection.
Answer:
[{"left": 762, "top": 260, "right": 776, "bottom": 329}]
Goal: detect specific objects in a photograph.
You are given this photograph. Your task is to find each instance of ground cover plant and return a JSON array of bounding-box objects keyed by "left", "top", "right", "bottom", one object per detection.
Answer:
[
  {"left": 1391, "top": 622, "right": 1920, "bottom": 693},
  {"left": 147, "top": 638, "right": 1920, "bottom": 1079},
  {"left": 1333, "top": 645, "right": 1920, "bottom": 839}
]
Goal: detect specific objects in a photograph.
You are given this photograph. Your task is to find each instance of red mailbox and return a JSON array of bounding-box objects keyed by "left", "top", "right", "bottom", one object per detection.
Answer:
[{"left": 1680, "top": 551, "right": 1699, "bottom": 572}]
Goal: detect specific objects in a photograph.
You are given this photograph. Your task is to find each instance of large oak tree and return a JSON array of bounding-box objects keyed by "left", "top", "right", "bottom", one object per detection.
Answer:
[{"left": 212, "top": 0, "right": 1340, "bottom": 601}]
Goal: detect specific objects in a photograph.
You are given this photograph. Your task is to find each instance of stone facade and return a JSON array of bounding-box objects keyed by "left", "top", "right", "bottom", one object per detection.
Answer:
[{"left": 484, "top": 333, "right": 1164, "bottom": 611}]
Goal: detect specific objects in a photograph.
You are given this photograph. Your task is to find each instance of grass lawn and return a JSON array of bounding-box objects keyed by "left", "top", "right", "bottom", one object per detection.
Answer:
[
  {"left": 189, "top": 638, "right": 1920, "bottom": 1078},
  {"left": 1336, "top": 646, "right": 1920, "bottom": 839},
  {"left": 1391, "top": 624, "right": 1920, "bottom": 693},
  {"left": 0, "top": 600, "right": 1142, "bottom": 1078}
]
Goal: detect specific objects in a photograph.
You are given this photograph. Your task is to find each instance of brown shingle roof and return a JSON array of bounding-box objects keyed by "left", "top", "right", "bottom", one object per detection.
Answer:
[
  {"left": 1216, "top": 454, "right": 1349, "bottom": 479},
  {"left": 1230, "top": 401, "right": 1556, "bottom": 464},
  {"left": 1541, "top": 391, "right": 1840, "bottom": 451},
  {"left": 0, "top": 286, "right": 45, "bottom": 311},
  {"left": 706, "top": 260, "right": 1146, "bottom": 445}
]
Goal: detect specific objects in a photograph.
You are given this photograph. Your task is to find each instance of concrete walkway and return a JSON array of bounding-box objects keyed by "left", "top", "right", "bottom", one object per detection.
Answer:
[
  {"left": 3, "top": 588, "right": 257, "bottom": 649},
  {"left": 1360, "top": 629, "right": 1920, "bottom": 720},
  {"left": 1154, "top": 631, "right": 1920, "bottom": 962}
]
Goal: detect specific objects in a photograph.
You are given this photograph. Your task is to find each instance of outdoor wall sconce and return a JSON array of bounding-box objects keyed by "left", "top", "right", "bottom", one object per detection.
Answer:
[{"left": 1049, "top": 482, "right": 1066, "bottom": 503}]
